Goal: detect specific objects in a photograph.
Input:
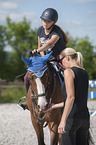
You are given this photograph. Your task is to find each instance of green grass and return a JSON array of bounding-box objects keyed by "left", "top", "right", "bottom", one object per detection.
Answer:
[
  {"left": 1, "top": 86, "right": 96, "bottom": 103},
  {"left": 1, "top": 85, "right": 26, "bottom": 103}
]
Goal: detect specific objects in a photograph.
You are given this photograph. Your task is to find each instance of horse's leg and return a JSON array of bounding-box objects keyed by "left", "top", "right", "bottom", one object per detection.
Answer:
[
  {"left": 26, "top": 87, "right": 45, "bottom": 145},
  {"left": 48, "top": 122, "right": 59, "bottom": 145},
  {"left": 31, "top": 114, "right": 45, "bottom": 145},
  {"left": 58, "top": 134, "right": 62, "bottom": 145}
]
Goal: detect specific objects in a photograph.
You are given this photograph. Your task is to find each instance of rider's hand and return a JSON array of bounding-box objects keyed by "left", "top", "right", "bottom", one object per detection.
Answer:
[{"left": 32, "top": 49, "right": 38, "bottom": 54}]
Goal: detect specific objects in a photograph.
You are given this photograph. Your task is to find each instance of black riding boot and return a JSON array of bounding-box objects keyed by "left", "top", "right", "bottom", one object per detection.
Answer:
[
  {"left": 19, "top": 102, "right": 29, "bottom": 110},
  {"left": 18, "top": 81, "right": 30, "bottom": 110}
]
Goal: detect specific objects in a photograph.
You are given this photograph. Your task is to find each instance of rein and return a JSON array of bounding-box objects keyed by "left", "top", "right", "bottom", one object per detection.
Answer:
[{"left": 29, "top": 77, "right": 45, "bottom": 98}]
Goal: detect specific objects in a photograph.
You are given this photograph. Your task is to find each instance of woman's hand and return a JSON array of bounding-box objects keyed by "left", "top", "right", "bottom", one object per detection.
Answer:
[
  {"left": 58, "top": 119, "right": 66, "bottom": 134},
  {"left": 43, "top": 103, "right": 54, "bottom": 112},
  {"left": 42, "top": 102, "right": 64, "bottom": 112}
]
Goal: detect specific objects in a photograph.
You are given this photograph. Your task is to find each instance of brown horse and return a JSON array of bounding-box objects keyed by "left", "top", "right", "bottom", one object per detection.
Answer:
[{"left": 21, "top": 53, "right": 64, "bottom": 145}]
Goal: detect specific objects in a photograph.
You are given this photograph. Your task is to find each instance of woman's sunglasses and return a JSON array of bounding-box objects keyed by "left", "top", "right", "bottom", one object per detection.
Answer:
[{"left": 59, "top": 56, "right": 65, "bottom": 62}]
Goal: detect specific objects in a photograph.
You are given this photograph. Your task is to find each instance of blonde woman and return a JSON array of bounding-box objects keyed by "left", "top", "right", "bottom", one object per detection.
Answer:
[
  {"left": 58, "top": 48, "right": 90, "bottom": 145},
  {"left": 43, "top": 48, "right": 90, "bottom": 145}
]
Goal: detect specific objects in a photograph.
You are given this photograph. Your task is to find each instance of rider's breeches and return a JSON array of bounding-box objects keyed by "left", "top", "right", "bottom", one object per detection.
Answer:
[{"left": 24, "top": 72, "right": 30, "bottom": 94}]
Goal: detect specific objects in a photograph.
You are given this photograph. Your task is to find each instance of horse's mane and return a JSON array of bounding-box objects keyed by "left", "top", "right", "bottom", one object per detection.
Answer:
[
  {"left": 47, "top": 59, "right": 64, "bottom": 82},
  {"left": 47, "top": 60, "right": 58, "bottom": 76}
]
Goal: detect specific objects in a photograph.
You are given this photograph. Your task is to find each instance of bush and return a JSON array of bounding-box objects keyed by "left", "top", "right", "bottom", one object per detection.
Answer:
[{"left": 1, "top": 85, "right": 26, "bottom": 103}]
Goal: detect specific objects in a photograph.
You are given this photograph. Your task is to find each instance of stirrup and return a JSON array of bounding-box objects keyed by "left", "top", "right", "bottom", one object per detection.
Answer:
[{"left": 17, "top": 96, "right": 29, "bottom": 110}]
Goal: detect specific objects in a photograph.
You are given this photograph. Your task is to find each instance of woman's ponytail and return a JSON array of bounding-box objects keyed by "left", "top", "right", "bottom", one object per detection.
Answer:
[{"left": 76, "top": 52, "right": 83, "bottom": 67}]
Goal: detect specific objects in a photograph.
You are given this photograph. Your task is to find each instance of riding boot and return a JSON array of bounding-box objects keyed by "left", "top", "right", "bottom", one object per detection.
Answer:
[
  {"left": 18, "top": 102, "right": 29, "bottom": 110},
  {"left": 18, "top": 73, "right": 29, "bottom": 110}
]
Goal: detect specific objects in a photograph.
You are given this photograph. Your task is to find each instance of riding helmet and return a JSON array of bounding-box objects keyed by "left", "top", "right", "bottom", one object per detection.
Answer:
[{"left": 40, "top": 8, "right": 58, "bottom": 22}]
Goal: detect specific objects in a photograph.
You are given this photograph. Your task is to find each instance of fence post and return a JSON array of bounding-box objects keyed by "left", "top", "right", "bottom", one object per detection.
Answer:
[
  {"left": 0, "top": 79, "right": 6, "bottom": 103},
  {"left": 0, "top": 85, "right": 1, "bottom": 103}
]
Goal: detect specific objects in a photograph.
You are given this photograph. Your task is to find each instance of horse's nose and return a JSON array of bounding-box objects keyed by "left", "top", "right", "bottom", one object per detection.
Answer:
[
  {"left": 38, "top": 103, "right": 48, "bottom": 111},
  {"left": 38, "top": 96, "right": 48, "bottom": 110}
]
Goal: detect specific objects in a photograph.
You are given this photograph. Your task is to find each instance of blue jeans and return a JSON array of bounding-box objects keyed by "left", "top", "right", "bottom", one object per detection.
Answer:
[{"left": 61, "top": 117, "right": 90, "bottom": 145}]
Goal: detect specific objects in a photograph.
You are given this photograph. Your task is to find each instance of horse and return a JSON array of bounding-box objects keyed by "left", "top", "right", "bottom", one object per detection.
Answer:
[{"left": 21, "top": 52, "right": 64, "bottom": 145}]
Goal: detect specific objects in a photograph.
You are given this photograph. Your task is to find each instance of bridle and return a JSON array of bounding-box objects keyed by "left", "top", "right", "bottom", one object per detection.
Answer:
[{"left": 28, "top": 62, "right": 56, "bottom": 127}]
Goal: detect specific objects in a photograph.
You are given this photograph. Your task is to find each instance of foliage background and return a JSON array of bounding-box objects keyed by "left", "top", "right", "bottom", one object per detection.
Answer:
[{"left": 0, "top": 17, "right": 96, "bottom": 82}]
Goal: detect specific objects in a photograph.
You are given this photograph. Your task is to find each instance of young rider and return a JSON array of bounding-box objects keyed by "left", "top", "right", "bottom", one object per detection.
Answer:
[{"left": 33, "top": 8, "right": 68, "bottom": 58}]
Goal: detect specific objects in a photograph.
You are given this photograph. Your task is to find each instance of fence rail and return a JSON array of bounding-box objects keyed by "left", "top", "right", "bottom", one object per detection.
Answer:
[
  {"left": 0, "top": 79, "right": 96, "bottom": 103},
  {"left": 89, "top": 80, "right": 96, "bottom": 88},
  {"left": 0, "top": 79, "right": 24, "bottom": 102},
  {"left": 88, "top": 91, "right": 96, "bottom": 99}
]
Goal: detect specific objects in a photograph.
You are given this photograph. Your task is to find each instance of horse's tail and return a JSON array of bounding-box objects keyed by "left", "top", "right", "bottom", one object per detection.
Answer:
[{"left": 87, "top": 128, "right": 95, "bottom": 145}]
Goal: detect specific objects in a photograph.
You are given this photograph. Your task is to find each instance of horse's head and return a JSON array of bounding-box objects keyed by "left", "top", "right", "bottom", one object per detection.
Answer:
[{"left": 22, "top": 52, "right": 53, "bottom": 110}]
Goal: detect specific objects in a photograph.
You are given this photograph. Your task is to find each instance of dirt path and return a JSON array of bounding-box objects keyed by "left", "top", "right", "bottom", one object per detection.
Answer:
[{"left": 0, "top": 101, "right": 96, "bottom": 145}]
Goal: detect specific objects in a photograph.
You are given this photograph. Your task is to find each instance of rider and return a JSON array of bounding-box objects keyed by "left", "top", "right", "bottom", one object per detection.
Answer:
[
  {"left": 32, "top": 8, "right": 68, "bottom": 57},
  {"left": 19, "top": 8, "right": 68, "bottom": 110}
]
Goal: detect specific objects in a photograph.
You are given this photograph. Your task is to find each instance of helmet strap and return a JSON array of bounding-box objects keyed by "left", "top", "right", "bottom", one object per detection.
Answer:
[{"left": 47, "top": 24, "right": 54, "bottom": 30}]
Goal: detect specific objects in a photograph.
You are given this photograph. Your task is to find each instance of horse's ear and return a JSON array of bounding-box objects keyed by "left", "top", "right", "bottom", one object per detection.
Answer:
[
  {"left": 21, "top": 55, "right": 31, "bottom": 65},
  {"left": 41, "top": 51, "right": 53, "bottom": 62}
]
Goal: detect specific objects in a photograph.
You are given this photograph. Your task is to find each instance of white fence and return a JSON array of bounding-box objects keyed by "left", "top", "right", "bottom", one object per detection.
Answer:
[{"left": 88, "top": 80, "right": 96, "bottom": 99}]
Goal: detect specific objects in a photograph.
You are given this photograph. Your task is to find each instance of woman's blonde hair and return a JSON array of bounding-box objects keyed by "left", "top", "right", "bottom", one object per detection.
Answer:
[{"left": 60, "top": 48, "right": 83, "bottom": 67}]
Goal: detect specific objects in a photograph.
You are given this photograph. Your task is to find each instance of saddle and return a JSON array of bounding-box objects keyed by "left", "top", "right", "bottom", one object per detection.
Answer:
[{"left": 48, "top": 57, "right": 64, "bottom": 85}]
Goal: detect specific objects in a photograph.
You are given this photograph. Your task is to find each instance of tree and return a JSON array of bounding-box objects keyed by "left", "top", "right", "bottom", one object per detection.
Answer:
[
  {"left": 67, "top": 35, "right": 96, "bottom": 79},
  {"left": 76, "top": 36, "right": 96, "bottom": 79},
  {"left": 0, "top": 25, "right": 8, "bottom": 79},
  {"left": 6, "top": 17, "right": 38, "bottom": 81},
  {"left": 0, "top": 18, "right": 96, "bottom": 81}
]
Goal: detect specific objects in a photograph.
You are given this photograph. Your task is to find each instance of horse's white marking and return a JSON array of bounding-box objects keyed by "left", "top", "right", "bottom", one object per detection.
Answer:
[{"left": 35, "top": 78, "right": 47, "bottom": 110}]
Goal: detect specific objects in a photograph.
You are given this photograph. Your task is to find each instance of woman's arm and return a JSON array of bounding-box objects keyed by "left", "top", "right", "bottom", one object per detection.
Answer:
[
  {"left": 43, "top": 102, "right": 64, "bottom": 112},
  {"left": 58, "top": 69, "right": 75, "bottom": 133}
]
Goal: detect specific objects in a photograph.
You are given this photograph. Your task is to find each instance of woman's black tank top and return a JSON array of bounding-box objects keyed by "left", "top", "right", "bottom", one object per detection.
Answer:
[{"left": 61, "top": 67, "right": 90, "bottom": 119}]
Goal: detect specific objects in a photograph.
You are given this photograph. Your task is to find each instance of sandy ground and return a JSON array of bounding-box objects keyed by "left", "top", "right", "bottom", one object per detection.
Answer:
[{"left": 0, "top": 101, "right": 96, "bottom": 145}]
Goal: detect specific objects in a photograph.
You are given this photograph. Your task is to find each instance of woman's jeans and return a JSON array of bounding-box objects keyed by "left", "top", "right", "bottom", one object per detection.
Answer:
[{"left": 61, "top": 117, "right": 90, "bottom": 145}]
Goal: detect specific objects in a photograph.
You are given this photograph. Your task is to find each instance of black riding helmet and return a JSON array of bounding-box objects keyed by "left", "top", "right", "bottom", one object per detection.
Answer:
[{"left": 40, "top": 8, "right": 58, "bottom": 22}]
